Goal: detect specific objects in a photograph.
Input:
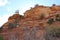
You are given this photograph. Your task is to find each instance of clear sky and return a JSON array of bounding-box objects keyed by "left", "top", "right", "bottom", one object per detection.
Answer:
[{"left": 0, "top": 0, "right": 60, "bottom": 27}]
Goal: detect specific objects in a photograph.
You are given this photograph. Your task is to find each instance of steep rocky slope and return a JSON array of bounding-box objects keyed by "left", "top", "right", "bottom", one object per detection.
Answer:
[{"left": 0, "top": 4, "right": 60, "bottom": 40}]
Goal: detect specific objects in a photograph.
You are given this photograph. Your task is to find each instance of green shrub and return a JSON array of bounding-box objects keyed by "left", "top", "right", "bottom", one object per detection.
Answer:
[
  {"left": 56, "top": 14, "right": 60, "bottom": 21},
  {"left": 56, "top": 17, "right": 60, "bottom": 21},
  {"left": 40, "top": 14, "right": 45, "bottom": 19},
  {"left": 0, "top": 35, "right": 4, "bottom": 40},
  {"left": 8, "top": 22, "right": 18, "bottom": 28},
  {"left": 47, "top": 18, "right": 54, "bottom": 24}
]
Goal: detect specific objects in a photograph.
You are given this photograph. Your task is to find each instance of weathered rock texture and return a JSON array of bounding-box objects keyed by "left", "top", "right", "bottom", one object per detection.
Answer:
[{"left": 0, "top": 4, "right": 60, "bottom": 40}]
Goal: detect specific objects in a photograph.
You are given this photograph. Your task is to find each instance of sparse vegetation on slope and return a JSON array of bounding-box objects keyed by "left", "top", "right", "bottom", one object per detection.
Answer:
[
  {"left": 8, "top": 21, "right": 18, "bottom": 28},
  {"left": 47, "top": 18, "right": 54, "bottom": 24},
  {"left": 0, "top": 4, "right": 60, "bottom": 40},
  {"left": 56, "top": 14, "right": 60, "bottom": 21},
  {"left": 45, "top": 26, "right": 60, "bottom": 40},
  {"left": 0, "top": 35, "right": 4, "bottom": 40}
]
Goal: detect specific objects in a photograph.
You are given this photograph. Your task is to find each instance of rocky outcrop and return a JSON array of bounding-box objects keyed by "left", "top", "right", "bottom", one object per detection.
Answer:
[
  {"left": 24, "top": 4, "right": 60, "bottom": 20},
  {"left": 0, "top": 4, "right": 60, "bottom": 40},
  {"left": 8, "top": 14, "right": 23, "bottom": 21}
]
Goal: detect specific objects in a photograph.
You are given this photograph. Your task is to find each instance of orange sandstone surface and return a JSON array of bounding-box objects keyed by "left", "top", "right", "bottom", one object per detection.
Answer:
[{"left": 0, "top": 4, "right": 60, "bottom": 40}]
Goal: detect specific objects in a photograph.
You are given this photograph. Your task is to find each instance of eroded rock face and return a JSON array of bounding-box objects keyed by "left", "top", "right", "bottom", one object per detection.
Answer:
[
  {"left": 24, "top": 4, "right": 60, "bottom": 20},
  {"left": 2, "top": 13, "right": 24, "bottom": 29},
  {"left": 51, "top": 5, "right": 60, "bottom": 11},
  {"left": 24, "top": 5, "right": 51, "bottom": 20},
  {"left": 8, "top": 13, "right": 23, "bottom": 21},
  {"left": 3, "top": 26, "right": 45, "bottom": 40},
  {"left": 0, "top": 4, "right": 60, "bottom": 40}
]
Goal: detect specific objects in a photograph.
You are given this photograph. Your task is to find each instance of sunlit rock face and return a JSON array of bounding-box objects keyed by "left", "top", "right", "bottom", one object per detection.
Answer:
[
  {"left": 2, "top": 11, "right": 24, "bottom": 29},
  {"left": 51, "top": 4, "right": 60, "bottom": 11},
  {"left": 8, "top": 10, "right": 24, "bottom": 22},
  {"left": 24, "top": 4, "right": 60, "bottom": 20},
  {"left": 0, "top": 4, "right": 60, "bottom": 40},
  {"left": 8, "top": 14, "right": 22, "bottom": 21},
  {"left": 24, "top": 5, "right": 52, "bottom": 20}
]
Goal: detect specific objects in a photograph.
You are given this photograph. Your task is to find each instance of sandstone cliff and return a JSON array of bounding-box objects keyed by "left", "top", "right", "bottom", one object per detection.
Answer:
[{"left": 0, "top": 4, "right": 60, "bottom": 40}]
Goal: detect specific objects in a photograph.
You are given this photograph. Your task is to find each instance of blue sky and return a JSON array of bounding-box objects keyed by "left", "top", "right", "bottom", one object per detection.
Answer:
[{"left": 0, "top": 0, "right": 60, "bottom": 27}]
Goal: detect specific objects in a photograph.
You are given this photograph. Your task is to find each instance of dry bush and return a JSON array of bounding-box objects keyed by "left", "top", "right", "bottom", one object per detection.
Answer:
[{"left": 45, "top": 26, "right": 60, "bottom": 40}]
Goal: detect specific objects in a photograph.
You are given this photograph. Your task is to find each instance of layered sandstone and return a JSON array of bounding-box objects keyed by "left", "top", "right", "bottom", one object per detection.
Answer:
[{"left": 0, "top": 4, "right": 60, "bottom": 40}]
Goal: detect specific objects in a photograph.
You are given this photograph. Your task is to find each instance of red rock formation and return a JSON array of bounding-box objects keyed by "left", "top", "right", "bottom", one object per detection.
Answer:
[
  {"left": 0, "top": 4, "right": 60, "bottom": 40},
  {"left": 24, "top": 5, "right": 52, "bottom": 20}
]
